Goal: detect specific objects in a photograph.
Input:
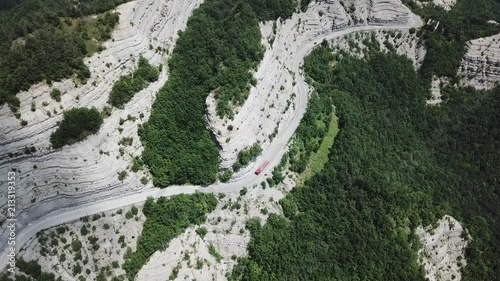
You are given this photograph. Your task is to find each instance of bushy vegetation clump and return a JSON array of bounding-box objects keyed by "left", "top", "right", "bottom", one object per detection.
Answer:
[
  {"left": 50, "top": 107, "right": 103, "bottom": 148},
  {"left": 140, "top": 0, "right": 297, "bottom": 187},
  {"left": 0, "top": 0, "right": 128, "bottom": 108},
  {"left": 50, "top": 88, "right": 62, "bottom": 102},
  {"left": 231, "top": 45, "right": 500, "bottom": 281},
  {"left": 123, "top": 193, "right": 218, "bottom": 279},
  {"left": 15, "top": 258, "right": 56, "bottom": 281},
  {"left": 108, "top": 56, "right": 159, "bottom": 108},
  {"left": 232, "top": 144, "right": 262, "bottom": 172}
]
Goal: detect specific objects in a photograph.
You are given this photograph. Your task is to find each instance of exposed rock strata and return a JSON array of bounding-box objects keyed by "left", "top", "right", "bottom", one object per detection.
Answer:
[
  {"left": 459, "top": 33, "right": 500, "bottom": 90},
  {"left": 332, "top": 29, "right": 426, "bottom": 69},
  {"left": 416, "top": 215, "right": 469, "bottom": 281},
  {"left": 207, "top": 0, "right": 413, "bottom": 171},
  {"left": 0, "top": 0, "right": 203, "bottom": 244}
]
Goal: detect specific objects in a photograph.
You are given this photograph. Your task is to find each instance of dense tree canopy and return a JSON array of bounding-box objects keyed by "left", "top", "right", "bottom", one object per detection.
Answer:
[
  {"left": 50, "top": 107, "right": 103, "bottom": 148},
  {"left": 123, "top": 193, "right": 218, "bottom": 280},
  {"left": 108, "top": 56, "right": 159, "bottom": 108},
  {"left": 231, "top": 47, "right": 432, "bottom": 281},
  {"left": 9, "top": 258, "right": 56, "bottom": 281},
  {"left": 233, "top": 2, "right": 500, "bottom": 277},
  {"left": 231, "top": 44, "right": 500, "bottom": 281},
  {"left": 423, "top": 85, "right": 500, "bottom": 280}
]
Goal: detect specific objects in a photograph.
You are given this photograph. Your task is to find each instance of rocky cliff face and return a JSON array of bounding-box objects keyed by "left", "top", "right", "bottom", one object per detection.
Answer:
[
  {"left": 333, "top": 0, "right": 411, "bottom": 26},
  {"left": 416, "top": 215, "right": 470, "bottom": 281},
  {"left": 0, "top": 0, "right": 419, "bottom": 256},
  {"left": 416, "top": 0, "right": 457, "bottom": 11},
  {"left": 207, "top": 0, "right": 414, "bottom": 170},
  {"left": 459, "top": 33, "right": 500, "bottom": 89}
]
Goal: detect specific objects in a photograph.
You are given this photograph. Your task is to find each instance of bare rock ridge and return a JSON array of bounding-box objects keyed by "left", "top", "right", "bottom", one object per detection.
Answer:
[
  {"left": 432, "top": 0, "right": 457, "bottom": 11},
  {"left": 459, "top": 32, "right": 500, "bottom": 89},
  {"left": 333, "top": 29, "right": 426, "bottom": 69},
  {"left": 0, "top": 0, "right": 203, "bottom": 244},
  {"left": 0, "top": 0, "right": 423, "bottom": 271},
  {"left": 416, "top": 215, "right": 469, "bottom": 281},
  {"left": 207, "top": 0, "right": 413, "bottom": 171},
  {"left": 18, "top": 206, "right": 146, "bottom": 280},
  {"left": 367, "top": 0, "right": 411, "bottom": 24},
  {"left": 332, "top": 0, "right": 410, "bottom": 26},
  {"left": 415, "top": 0, "right": 457, "bottom": 11}
]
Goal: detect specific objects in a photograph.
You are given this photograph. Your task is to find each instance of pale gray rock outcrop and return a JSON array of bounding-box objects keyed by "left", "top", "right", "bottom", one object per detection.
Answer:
[
  {"left": 459, "top": 33, "right": 500, "bottom": 89},
  {"left": 0, "top": 0, "right": 203, "bottom": 248},
  {"left": 416, "top": 215, "right": 469, "bottom": 281}
]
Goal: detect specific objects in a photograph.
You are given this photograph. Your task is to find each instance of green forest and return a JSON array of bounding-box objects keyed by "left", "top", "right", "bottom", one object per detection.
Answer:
[
  {"left": 2, "top": 0, "right": 499, "bottom": 279},
  {"left": 139, "top": 0, "right": 296, "bottom": 187},
  {"left": 122, "top": 193, "right": 218, "bottom": 279},
  {"left": 108, "top": 56, "right": 159, "bottom": 108},
  {"left": 287, "top": 89, "right": 336, "bottom": 174},
  {"left": 230, "top": 41, "right": 500, "bottom": 280},
  {"left": 7, "top": 259, "right": 56, "bottom": 281},
  {"left": 50, "top": 107, "right": 103, "bottom": 148},
  {"left": 404, "top": 0, "right": 500, "bottom": 79},
  {"left": 0, "top": 0, "right": 128, "bottom": 108}
]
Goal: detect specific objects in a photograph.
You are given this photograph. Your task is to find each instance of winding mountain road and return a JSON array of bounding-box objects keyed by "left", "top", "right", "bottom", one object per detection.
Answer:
[{"left": 0, "top": 12, "right": 423, "bottom": 271}]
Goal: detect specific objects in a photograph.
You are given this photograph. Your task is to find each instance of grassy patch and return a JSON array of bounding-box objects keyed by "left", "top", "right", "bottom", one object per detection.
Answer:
[{"left": 298, "top": 111, "right": 339, "bottom": 184}]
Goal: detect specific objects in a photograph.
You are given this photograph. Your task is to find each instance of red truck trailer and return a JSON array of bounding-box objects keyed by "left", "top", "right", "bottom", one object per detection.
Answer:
[{"left": 255, "top": 161, "right": 269, "bottom": 175}]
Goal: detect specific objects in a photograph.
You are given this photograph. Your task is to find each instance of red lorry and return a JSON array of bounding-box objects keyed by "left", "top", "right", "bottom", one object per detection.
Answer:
[{"left": 255, "top": 161, "right": 269, "bottom": 175}]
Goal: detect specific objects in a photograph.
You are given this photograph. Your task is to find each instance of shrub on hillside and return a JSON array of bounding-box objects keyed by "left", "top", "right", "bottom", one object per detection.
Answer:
[
  {"left": 50, "top": 107, "right": 103, "bottom": 148},
  {"left": 108, "top": 56, "right": 159, "bottom": 108}
]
